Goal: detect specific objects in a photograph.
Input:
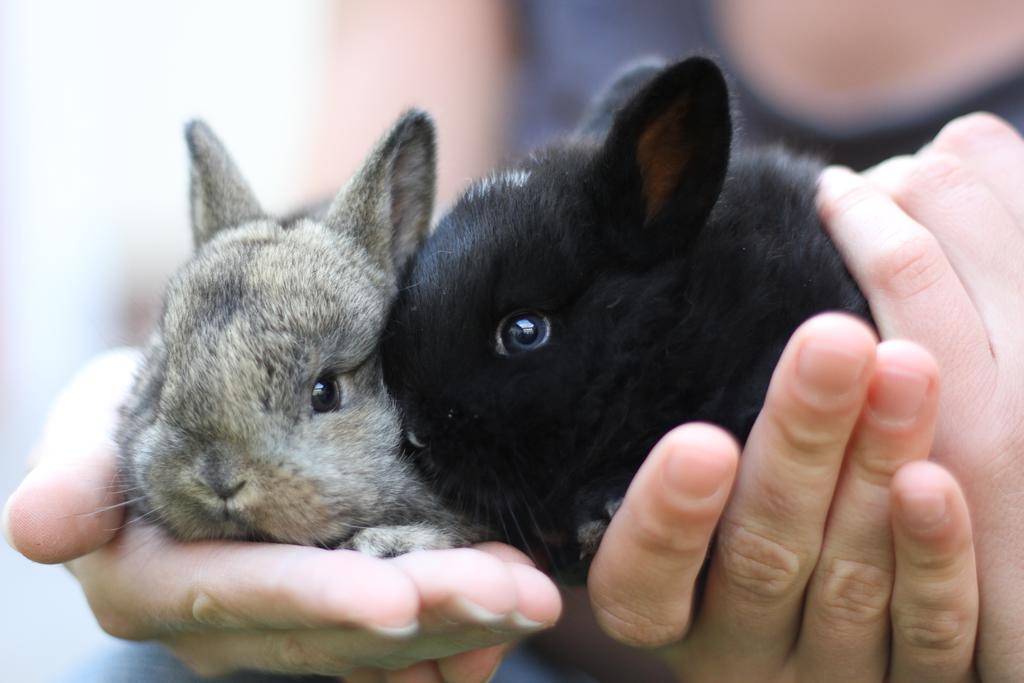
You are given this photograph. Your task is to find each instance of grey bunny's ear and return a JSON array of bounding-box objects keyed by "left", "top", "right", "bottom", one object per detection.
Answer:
[
  {"left": 574, "top": 57, "right": 668, "bottom": 139},
  {"left": 185, "top": 120, "right": 265, "bottom": 248},
  {"left": 327, "top": 110, "right": 436, "bottom": 275}
]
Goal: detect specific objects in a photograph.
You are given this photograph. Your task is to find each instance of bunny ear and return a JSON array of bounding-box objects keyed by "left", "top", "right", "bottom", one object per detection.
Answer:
[
  {"left": 326, "top": 110, "right": 436, "bottom": 276},
  {"left": 573, "top": 57, "right": 667, "bottom": 140},
  {"left": 595, "top": 57, "right": 731, "bottom": 252},
  {"left": 185, "top": 121, "right": 265, "bottom": 248}
]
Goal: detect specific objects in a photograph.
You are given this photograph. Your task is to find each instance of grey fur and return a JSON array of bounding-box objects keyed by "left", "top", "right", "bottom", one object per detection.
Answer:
[
  {"left": 186, "top": 121, "right": 265, "bottom": 247},
  {"left": 575, "top": 497, "right": 624, "bottom": 560},
  {"left": 117, "top": 111, "right": 473, "bottom": 555}
]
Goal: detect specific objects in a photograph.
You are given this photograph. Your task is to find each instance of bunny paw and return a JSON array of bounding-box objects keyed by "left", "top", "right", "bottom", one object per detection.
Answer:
[
  {"left": 576, "top": 497, "right": 624, "bottom": 560},
  {"left": 347, "top": 524, "right": 457, "bottom": 558}
]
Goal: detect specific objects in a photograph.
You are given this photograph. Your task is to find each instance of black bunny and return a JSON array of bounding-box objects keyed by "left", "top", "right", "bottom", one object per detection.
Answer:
[{"left": 383, "top": 57, "right": 870, "bottom": 581}]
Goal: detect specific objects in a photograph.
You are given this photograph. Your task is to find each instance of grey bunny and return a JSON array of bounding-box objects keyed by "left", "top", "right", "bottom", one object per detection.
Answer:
[{"left": 115, "top": 111, "right": 472, "bottom": 556}]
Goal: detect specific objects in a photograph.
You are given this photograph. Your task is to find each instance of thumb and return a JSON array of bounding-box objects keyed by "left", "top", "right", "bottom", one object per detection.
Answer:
[
  {"left": 5, "top": 349, "right": 139, "bottom": 564},
  {"left": 588, "top": 423, "right": 738, "bottom": 648}
]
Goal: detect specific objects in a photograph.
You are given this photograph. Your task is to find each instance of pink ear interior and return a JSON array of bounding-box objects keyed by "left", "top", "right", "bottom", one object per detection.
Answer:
[{"left": 636, "top": 98, "right": 693, "bottom": 220}]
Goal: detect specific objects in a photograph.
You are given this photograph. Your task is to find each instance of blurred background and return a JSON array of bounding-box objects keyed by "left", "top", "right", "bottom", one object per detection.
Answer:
[
  {"left": 2, "top": 1, "right": 1023, "bottom": 680},
  {"left": 0, "top": 3, "right": 333, "bottom": 679}
]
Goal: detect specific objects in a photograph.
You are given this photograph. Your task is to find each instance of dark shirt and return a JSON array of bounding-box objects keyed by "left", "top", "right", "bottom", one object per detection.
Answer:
[{"left": 511, "top": 0, "right": 1024, "bottom": 168}]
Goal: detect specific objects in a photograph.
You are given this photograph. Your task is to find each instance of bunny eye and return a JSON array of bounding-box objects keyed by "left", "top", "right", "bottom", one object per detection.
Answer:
[
  {"left": 496, "top": 312, "right": 551, "bottom": 355},
  {"left": 311, "top": 374, "right": 341, "bottom": 413},
  {"left": 406, "top": 430, "right": 426, "bottom": 449}
]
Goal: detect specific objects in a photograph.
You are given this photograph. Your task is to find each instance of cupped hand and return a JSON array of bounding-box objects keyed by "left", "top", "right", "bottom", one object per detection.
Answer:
[
  {"left": 588, "top": 313, "right": 978, "bottom": 682},
  {"left": 3, "top": 351, "right": 561, "bottom": 682},
  {"left": 818, "top": 112, "right": 1024, "bottom": 680}
]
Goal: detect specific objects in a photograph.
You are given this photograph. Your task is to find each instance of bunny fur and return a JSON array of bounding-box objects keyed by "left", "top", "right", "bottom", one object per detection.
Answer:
[
  {"left": 382, "top": 58, "right": 870, "bottom": 580},
  {"left": 116, "top": 111, "right": 472, "bottom": 556}
]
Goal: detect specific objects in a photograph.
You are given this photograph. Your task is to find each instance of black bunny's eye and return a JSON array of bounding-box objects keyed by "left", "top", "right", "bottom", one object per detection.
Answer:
[
  {"left": 311, "top": 374, "right": 341, "bottom": 413},
  {"left": 496, "top": 312, "right": 551, "bottom": 355}
]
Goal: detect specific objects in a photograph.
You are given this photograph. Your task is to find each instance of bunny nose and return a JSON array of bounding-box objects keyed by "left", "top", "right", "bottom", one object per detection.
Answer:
[
  {"left": 209, "top": 478, "right": 247, "bottom": 501},
  {"left": 200, "top": 458, "right": 247, "bottom": 500}
]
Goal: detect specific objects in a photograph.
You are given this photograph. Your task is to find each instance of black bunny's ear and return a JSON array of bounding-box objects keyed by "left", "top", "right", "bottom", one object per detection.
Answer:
[
  {"left": 595, "top": 57, "right": 731, "bottom": 253},
  {"left": 574, "top": 57, "right": 667, "bottom": 139}
]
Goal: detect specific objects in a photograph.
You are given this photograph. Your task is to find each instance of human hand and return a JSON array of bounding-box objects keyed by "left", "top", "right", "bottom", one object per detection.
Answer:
[
  {"left": 818, "top": 113, "right": 1024, "bottom": 680},
  {"left": 588, "top": 313, "right": 979, "bottom": 682},
  {"left": 3, "top": 351, "right": 561, "bottom": 682}
]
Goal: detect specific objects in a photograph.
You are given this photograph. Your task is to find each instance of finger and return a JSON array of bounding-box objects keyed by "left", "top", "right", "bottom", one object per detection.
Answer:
[
  {"left": 392, "top": 548, "right": 518, "bottom": 627},
  {"left": 4, "top": 349, "right": 140, "bottom": 564},
  {"left": 71, "top": 523, "right": 421, "bottom": 640},
  {"left": 4, "top": 446, "right": 122, "bottom": 564},
  {"left": 588, "top": 423, "right": 738, "bottom": 648},
  {"left": 437, "top": 643, "right": 509, "bottom": 683},
  {"left": 798, "top": 341, "right": 940, "bottom": 681},
  {"left": 471, "top": 542, "right": 563, "bottom": 627},
  {"left": 688, "top": 314, "right": 875, "bottom": 675},
  {"left": 916, "top": 114, "right": 1024, "bottom": 683},
  {"left": 346, "top": 671, "right": 388, "bottom": 683},
  {"left": 390, "top": 547, "right": 560, "bottom": 632},
  {"left": 866, "top": 150, "right": 1024, "bottom": 342},
  {"left": 817, "top": 166, "right": 994, "bottom": 401},
  {"left": 166, "top": 627, "right": 414, "bottom": 678},
  {"left": 889, "top": 462, "right": 978, "bottom": 682},
  {"left": 387, "top": 661, "right": 444, "bottom": 683},
  {"left": 928, "top": 112, "right": 1024, "bottom": 231},
  {"left": 863, "top": 154, "right": 915, "bottom": 187},
  {"left": 167, "top": 622, "right": 515, "bottom": 678}
]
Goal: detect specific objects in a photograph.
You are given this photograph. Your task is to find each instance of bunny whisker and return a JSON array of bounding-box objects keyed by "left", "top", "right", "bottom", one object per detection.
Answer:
[
  {"left": 502, "top": 492, "right": 538, "bottom": 569},
  {"left": 67, "top": 496, "right": 149, "bottom": 519},
  {"left": 517, "top": 481, "right": 558, "bottom": 575}
]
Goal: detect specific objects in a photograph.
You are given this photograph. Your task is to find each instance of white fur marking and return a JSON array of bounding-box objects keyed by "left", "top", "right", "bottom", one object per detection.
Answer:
[{"left": 466, "top": 169, "right": 531, "bottom": 200}]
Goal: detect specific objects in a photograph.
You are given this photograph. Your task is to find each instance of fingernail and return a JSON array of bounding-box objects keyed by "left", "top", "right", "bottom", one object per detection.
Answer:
[
  {"left": 367, "top": 618, "right": 420, "bottom": 639},
  {"left": 797, "top": 340, "right": 868, "bottom": 397},
  {"left": 448, "top": 596, "right": 505, "bottom": 625},
  {"left": 817, "top": 165, "right": 861, "bottom": 199},
  {"left": 868, "top": 368, "right": 929, "bottom": 427},
  {"left": 508, "top": 611, "right": 548, "bottom": 631},
  {"left": 665, "top": 449, "right": 731, "bottom": 500},
  {"left": 899, "top": 490, "right": 948, "bottom": 533},
  {"left": 192, "top": 593, "right": 242, "bottom": 628}
]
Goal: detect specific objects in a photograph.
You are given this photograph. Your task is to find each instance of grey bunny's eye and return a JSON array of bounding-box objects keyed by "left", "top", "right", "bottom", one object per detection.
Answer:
[
  {"left": 311, "top": 374, "right": 342, "bottom": 413},
  {"left": 496, "top": 311, "right": 551, "bottom": 356}
]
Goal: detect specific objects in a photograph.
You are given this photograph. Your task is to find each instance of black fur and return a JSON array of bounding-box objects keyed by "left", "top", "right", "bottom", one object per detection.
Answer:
[{"left": 382, "top": 57, "right": 870, "bottom": 582}]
